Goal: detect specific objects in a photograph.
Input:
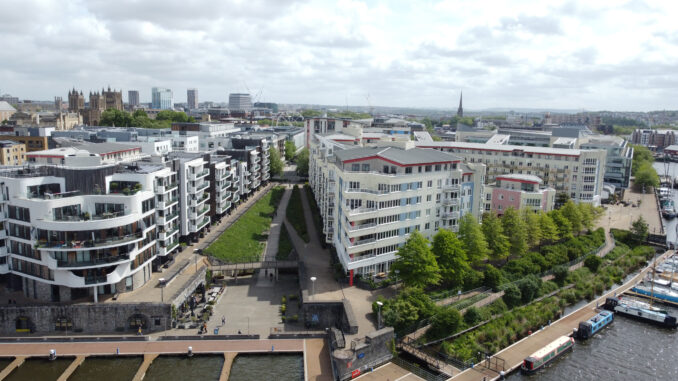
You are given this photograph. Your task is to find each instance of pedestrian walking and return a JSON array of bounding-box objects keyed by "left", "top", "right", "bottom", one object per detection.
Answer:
[
  {"left": 137, "top": 326, "right": 142, "bottom": 336},
  {"left": 221, "top": 316, "right": 226, "bottom": 326}
]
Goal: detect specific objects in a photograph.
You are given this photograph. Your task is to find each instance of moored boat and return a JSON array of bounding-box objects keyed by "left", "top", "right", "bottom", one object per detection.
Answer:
[
  {"left": 603, "top": 297, "right": 677, "bottom": 328},
  {"left": 575, "top": 310, "right": 613, "bottom": 339},
  {"left": 520, "top": 336, "right": 574, "bottom": 374},
  {"left": 631, "top": 282, "right": 678, "bottom": 305}
]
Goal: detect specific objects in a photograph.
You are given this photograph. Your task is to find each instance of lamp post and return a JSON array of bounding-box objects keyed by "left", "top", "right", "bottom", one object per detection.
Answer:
[
  {"left": 310, "top": 277, "right": 317, "bottom": 300},
  {"left": 394, "top": 269, "right": 400, "bottom": 298},
  {"left": 376, "top": 301, "right": 383, "bottom": 330}
]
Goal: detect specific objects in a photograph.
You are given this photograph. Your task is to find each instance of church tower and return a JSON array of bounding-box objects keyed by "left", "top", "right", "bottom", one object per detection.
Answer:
[{"left": 457, "top": 91, "right": 463, "bottom": 117}]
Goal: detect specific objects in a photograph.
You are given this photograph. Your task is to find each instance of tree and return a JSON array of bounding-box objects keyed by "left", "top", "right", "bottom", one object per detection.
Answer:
[
  {"left": 577, "top": 203, "right": 595, "bottom": 231},
  {"left": 552, "top": 265, "right": 569, "bottom": 286},
  {"left": 295, "top": 148, "right": 309, "bottom": 177},
  {"left": 100, "top": 108, "right": 132, "bottom": 127},
  {"left": 431, "top": 229, "right": 469, "bottom": 289},
  {"left": 501, "top": 208, "right": 528, "bottom": 257},
  {"left": 549, "top": 209, "right": 573, "bottom": 240},
  {"left": 463, "top": 306, "right": 485, "bottom": 326},
  {"left": 458, "top": 213, "right": 488, "bottom": 264},
  {"left": 502, "top": 283, "right": 522, "bottom": 308},
  {"left": 428, "top": 306, "right": 462, "bottom": 339},
  {"left": 481, "top": 212, "right": 509, "bottom": 261},
  {"left": 560, "top": 200, "right": 583, "bottom": 234},
  {"left": 483, "top": 265, "right": 503, "bottom": 291},
  {"left": 584, "top": 255, "right": 602, "bottom": 273},
  {"left": 634, "top": 161, "right": 659, "bottom": 190},
  {"left": 522, "top": 210, "right": 542, "bottom": 249},
  {"left": 268, "top": 147, "right": 283, "bottom": 177},
  {"left": 284, "top": 140, "right": 297, "bottom": 161},
  {"left": 630, "top": 216, "right": 649, "bottom": 244},
  {"left": 517, "top": 274, "right": 542, "bottom": 303},
  {"left": 391, "top": 231, "right": 441, "bottom": 289},
  {"left": 538, "top": 211, "right": 559, "bottom": 244},
  {"left": 554, "top": 192, "right": 570, "bottom": 209},
  {"left": 631, "top": 144, "right": 654, "bottom": 176}
]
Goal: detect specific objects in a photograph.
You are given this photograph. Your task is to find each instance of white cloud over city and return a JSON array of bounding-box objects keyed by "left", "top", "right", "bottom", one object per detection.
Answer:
[{"left": 1, "top": 0, "right": 677, "bottom": 111}]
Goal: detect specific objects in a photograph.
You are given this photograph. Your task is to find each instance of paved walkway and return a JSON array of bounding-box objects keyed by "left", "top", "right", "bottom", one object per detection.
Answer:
[
  {"left": 602, "top": 185, "right": 663, "bottom": 235},
  {"left": 256, "top": 185, "right": 292, "bottom": 287},
  {"left": 354, "top": 362, "right": 426, "bottom": 381},
  {"left": 305, "top": 338, "right": 334, "bottom": 381},
  {"left": 451, "top": 249, "right": 675, "bottom": 381}
]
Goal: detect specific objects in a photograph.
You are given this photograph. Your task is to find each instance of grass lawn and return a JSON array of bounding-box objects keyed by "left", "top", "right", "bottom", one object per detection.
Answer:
[
  {"left": 286, "top": 185, "right": 309, "bottom": 242},
  {"left": 304, "top": 185, "right": 323, "bottom": 241},
  {"left": 205, "top": 186, "right": 285, "bottom": 263},
  {"left": 277, "top": 223, "right": 293, "bottom": 260}
]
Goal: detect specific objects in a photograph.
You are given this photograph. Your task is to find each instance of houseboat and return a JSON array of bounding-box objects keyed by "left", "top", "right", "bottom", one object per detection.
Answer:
[
  {"left": 603, "top": 297, "right": 677, "bottom": 328},
  {"left": 575, "top": 310, "right": 613, "bottom": 340},
  {"left": 521, "top": 336, "right": 574, "bottom": 374}
]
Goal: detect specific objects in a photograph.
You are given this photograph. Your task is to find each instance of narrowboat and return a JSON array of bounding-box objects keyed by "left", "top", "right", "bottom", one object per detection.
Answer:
[
  {"left": 603, "top": 297, "right": 677, "bottom": 328},
  {"left": 520, "top": 336, "right": 574, "bottom": 374},
  {"left": 575, "top": 310, "right": 613, "bottom": 340}
]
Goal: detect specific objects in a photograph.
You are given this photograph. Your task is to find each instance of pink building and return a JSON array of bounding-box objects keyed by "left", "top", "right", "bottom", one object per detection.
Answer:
[{"left": 485, "top": 174, "right": 556, "bottom": 215}]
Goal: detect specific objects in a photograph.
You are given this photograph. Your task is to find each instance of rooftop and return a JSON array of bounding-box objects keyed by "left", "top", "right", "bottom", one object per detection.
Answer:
[
  {"left": 415, "top": 141, "right": 585, "bottom": 156},
  {"left": 335, "top": 146, "right": 461, "bottom": 165},
  {"left": 0, "top": 101, "right": 16, "bottom": 112},
  {"left": 497, "top": 174, "right": 543, "bottom": 184}
]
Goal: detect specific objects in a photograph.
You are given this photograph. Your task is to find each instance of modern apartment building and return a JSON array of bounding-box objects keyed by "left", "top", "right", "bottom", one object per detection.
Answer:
[
  {"left": 415, "top": 141, "right": 607, "bottom": 205},
  {"left": 167, "top": 153, "right": 211, "bottom": 242},
  {"left": 205, "top": 154, "right": 237, "bottom": 223},
  {"left": 579, "top": 136, "right": 633, "bottom": 189},
  {"left": 309, "top": 135, "right": 485, "bottom": 282},
  {"left": 0, "top": 163, "right": 172, "bottom": 302},
  {"left": 128, "top": 90, "right": 140, "bottom": 108},
  {"left": 187, "top": 89, "right": 199, "bottom": 110},
  {"left": 152, "top": 87, "right": 173, "bottom": 110},
  {"left": 484, "top": 174, "right": 556, "bottom": 215},
  {"left": 631, "top": 128, "right": 676, "bottom": 151}
]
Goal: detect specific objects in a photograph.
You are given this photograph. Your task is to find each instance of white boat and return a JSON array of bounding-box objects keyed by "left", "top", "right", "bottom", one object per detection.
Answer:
[{"left": 604, "top": 297, "right": 677, "bottom": 328}]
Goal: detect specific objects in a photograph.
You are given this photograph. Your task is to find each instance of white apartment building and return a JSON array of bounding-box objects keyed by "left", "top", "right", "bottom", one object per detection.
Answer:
[
  {"left": 310, "top": 135, "right": 485, "bottom": 283},
  {"left": 26, "top": 142, "right": 146, "bottom": 166},
  {"left": 169, "top": 154, "right": 210, "bottom": 242},
  {"left": 0, "top": 163, "right": 171, "bottom": 302},
  {"left": 415, "top": 141, "right": 607, "bottom": 205}
]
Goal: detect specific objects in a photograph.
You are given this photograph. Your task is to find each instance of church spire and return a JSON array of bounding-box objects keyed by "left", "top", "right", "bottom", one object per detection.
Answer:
[{"left": 457, "top": 91, "right": 463, "bottom": 117}]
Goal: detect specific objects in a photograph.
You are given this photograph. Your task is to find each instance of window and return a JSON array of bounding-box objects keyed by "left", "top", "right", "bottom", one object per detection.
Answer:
[
  {"left": 405, "top": 167, "right": 412, "bottom": 174},
  {"left": 427, "top": 180, "right": 433, "bottom": 187},
  {"left": 361, "top": 164, "right": 370, "bottom": 171},
  {"left": 427, "top": 195, "right": 432, "bottom": 202},
  {"left": 352, "top": 164, "right": 360, "bottom": 171}
]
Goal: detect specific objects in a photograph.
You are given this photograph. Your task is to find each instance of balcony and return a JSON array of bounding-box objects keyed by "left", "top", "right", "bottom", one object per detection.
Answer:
[
  {"left": 443, "top": 184, "right": 460, "bottom": 191},
  {"left": 347, "top": 207, "right": 377, "bottom": 216},
  {"left": 348, "top": 222, "right": 377, "bottom": 231},
  {"left": 37, "top": 231, "right": 144, "bottom": 250},
  {"left": 155, "top": 182, "right": 178, "bottom": 194},
  {"left": 221, "top": 181, "right": 232, "bottom": 190},
  {"left": 85, "top": 275, "right": 108, "bottom": 285},
  {"left": 344, "top": 188, "right": 389, "bottom": 195},
  {"left": 57, "top": 254, "right": 130, "bottom": 269},
  {"left": 351, "top": 237, "right": 376, "bottom": 247},
  {"left": 442, "top": 211, "right": 460, "bottom": 219},
  {"left": 222, "top": 191, "right": 232, "bottom": 200},
  {"left": 252, "top": 164, "right": 261, "bottom": 172},
  {"left": 262, "top": 173, "right": 270, "bottom": 180},
  {"left": 157, "top": 210, "right": 179, "bottom": 224},
  {"left": 441, "top": 198, "right": 458, "bottom": 206},
  {"left": 189, "top": 169, "right": 209, "bottom": 180}
]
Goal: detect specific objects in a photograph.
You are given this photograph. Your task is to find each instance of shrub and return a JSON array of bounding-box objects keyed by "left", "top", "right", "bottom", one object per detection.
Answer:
[
  {"left": 428, "top": 306, "right": 462, "bottom": 340},
  {"left": 280, "top": 304, "right": 286, "bottom": 314},
  {"left": 552, "top": 265, "right": 569, "bottom": 286},
  {"left": 584, "top": 255, "right": 603, "bottom": 273},
  {"left": 502, "top": 284, "right": 522, "bottom": 308},
  {"left": 517, "top": 275, "right": 541, "bottom": 303},
  {"left": 483, "top": 265, "right": 503, "bottom": 291},
  {"left": 463, "top": 270, "right": 484, "bottom": 290},
  {"left": 281, "top": 296, "right": 287, "bottom": 304},
  {"left": 463, "top": 306, "right": 484, "bottom": 326}
]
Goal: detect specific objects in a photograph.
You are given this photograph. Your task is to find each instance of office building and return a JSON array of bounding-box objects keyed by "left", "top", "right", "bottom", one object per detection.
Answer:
[
  {"left": 128, "top": 90, "right": 140, "bottom": 108},
  {"left": 152, "top": 87, "right": 173, "bottom": 110},
  {"left": 228, "top": 93, "right": 252, "bottom": 112},
  {"left": 187, "top": 89, "right": 198, "bottom": 110},
  {"left": 631, "top": 129, "right": 677, "bottom": 151}
]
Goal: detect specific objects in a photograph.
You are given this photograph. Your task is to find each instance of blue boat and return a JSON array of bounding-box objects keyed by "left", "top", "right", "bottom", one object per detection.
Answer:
[
  {"left": 631, "top": 283, "right": 678, "bottom": 305},
  {"left": 575, "top": 310, "right": 613, "bottom": 339}
]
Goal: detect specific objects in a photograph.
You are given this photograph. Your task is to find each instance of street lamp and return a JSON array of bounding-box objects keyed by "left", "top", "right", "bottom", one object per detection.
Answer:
[
  {"left": 376, "top": 301, "right": 383, "bottom": 330},
  {"left": 394, "top": 270, "right": 400, "bottom": 298},
  {"left": 310, "top": 277, "right": 317, "bottom": 300}
]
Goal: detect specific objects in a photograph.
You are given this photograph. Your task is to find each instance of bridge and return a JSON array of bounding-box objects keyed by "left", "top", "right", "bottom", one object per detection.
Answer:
[{"left": 210, "top": 260, "right": 298, "bottom": 272}]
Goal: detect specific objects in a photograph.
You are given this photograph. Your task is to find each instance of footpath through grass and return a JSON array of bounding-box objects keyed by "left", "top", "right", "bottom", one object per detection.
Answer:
[
  {"left": 286, "top": 185, "right": 309, "bottom": 242},
  {"left": 277, "top": 223, "right": 293, "bottom": 260},
  {"left": 205, "top": 186, "right": 285, "bottom": 263}
]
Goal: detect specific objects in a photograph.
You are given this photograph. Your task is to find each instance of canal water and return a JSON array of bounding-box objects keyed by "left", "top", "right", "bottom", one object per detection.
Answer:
[
  {"left": 508, "top": 306, "right": 678, "bottom": 380},
  {"left": 229, "top": 354, "right": 304, "bottom": 381},
  {"left": 144, "top": 355, "right": 224, "bottom": 381},
  {"left": 4, "top": 357, "right": 73, "bottom": 381},
  {"left": 68, "top": 356, "right": 142, "bottom": 381},
  {"left": 654, "top": 161, "right": 678, "bottom": 243}
]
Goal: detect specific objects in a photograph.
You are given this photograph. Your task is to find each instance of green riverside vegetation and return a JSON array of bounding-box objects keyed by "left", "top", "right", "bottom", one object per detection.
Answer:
[{"left": 205, "top": 187, "right": 284, "bottom": 262}]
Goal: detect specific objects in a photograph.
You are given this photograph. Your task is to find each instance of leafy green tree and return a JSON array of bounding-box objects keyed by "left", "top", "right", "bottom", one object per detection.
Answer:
[
  {"left": 391, "top": 231, "right": 441, "bottom": 289},
  {"left": 554, "top": 192, "right": 570, "bottom": 209},
  {"left": 458, "top": 213, "right": 488, "bottom": 264},
  {"left": 502, "top": 283, "right": 522, "bottom": 308},
  {"left": 584, "top": 255, "right": 602, "bottom": 273},
  {"left": 552, "top": 265, "right": 569, "bottom": 286},
  {"left": 284, "top": 140, "right": 296, "bottom": 161},
  {"left": 268, "top": 147, "right": 283, "bottom": 176},
  {"left": 538, "top": 211, "right": 559, "bottom": 244},
  {"left": 560, "top": 200, "right": 583, "bottom": 234},
  {"left": 549, "top": 209, "right": 573, "bottom": 240},
  {"left": 483, "top": 265, "right": 503, "bottom": 291},
  {"left": 431, "top": 229, "right": 469, "bottom": 288},
  {"left": 428, "top": 307, "right": 462, "bottom": 339},
  {"left": 522, "top": 210, "right": 542, "bottom": 249},
  {"left": 630, "top": 216, "right": 649, "bottom": 244},
  {"left": 631, "top": 144, "right": 654, "bottom": 175},
  {"left": 481, "top": 212, "right": 509, "bottom": 261},
  {"left": 257, "top": 119, "right": 273, "bottom": 125},
  {"left": 501, "top": 208, "right": 528, "bottom": 257},
  {"left": 377, "top": 287, "right": 436, "bottom": 332},
  {"left": 577, "top": 203, "right": 594, "bottom": 231},
  {"left": 634, "top": 161, "right": 659, "bottom": 189},
  {"left": 463, "top": 306, "right": 485, "bottom": 326},
  {"left": 517, "top": 274, "right": 542, "bottom": 303},
  {"left": 100, "top": 108, "right": 132, "bottom": 127},
  {"left": 295, "top": 148, "right": 309, "bottom": 177}
]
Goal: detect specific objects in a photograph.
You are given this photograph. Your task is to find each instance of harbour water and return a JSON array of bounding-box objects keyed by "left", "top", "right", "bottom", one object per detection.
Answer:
[
  {"left": 144, "top": 355, "right": 224, "bottom": 381},
  {"left": 655, "top": 161, "right": 678, "bottom": 243},
  {"left": 68, "top": 356, "right": 142, "bottom": 381},
  {"left": 229, "top": 354, "right": 304, "bottom": 381},
  {"left": 4, "top": 357, "right": 72, "bottom": 381}
]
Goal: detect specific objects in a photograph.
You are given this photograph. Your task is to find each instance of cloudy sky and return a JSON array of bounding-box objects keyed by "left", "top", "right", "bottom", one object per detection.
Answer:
[{"left": 1, "top": 0, "right": 677, "bottom": 111}]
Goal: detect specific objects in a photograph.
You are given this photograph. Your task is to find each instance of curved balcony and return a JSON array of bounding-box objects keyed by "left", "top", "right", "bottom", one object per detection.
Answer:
[
  {"left": 36, "top": 231, "right": 144, "bottom": 252},
  {"left": 53, "top": 254, "right": 131, "bottom": 270}
]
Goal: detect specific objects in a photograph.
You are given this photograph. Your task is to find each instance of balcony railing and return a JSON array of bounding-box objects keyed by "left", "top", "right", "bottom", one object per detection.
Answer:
[
  {"left": 347, "top": 207, "right": 377, "bottom": 216},
  {"left": 85, "top": 275, "right": 108, "bottom": 285},
  {"left": 348, "top": 222, "right": 377, "bottom": 231},
  {"left": 57, "top": 254, "right": 130, "bottom": 268},
  {"left": 443, "top": 184, "right": 460, "bottom": 191},
  {"left": 352, "top": 237, "right": 376, "bottom": 246},
  {"left": 441, "top": 198, "right": 458, "bottom": 206},
  {"left": 37, "top": 231, "right": 143, "bottom": 249}
]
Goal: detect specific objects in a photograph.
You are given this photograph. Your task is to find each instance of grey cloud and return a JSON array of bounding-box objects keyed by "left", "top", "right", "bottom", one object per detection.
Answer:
[{"left": 500, "top": 15, "right": 563, "bottom": 35}]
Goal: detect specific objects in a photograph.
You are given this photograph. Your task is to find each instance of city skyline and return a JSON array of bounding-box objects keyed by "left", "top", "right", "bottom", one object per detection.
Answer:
[{"left": 1, "top": 0, "right": 677, "bottom": 111}]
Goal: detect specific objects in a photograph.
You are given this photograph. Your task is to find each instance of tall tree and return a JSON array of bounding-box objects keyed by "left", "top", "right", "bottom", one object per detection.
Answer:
[
  {"left": 634, "top": 162, "right": 659, "bottom": 190},
  {"left": 391, "top": 231, "right": 441, "bottom": 288},
  {"left": 458, "top": 213, "right": 488, "bottom": 264},
  {"left": 268, "top": 147, "right": 283, "bottom": 176},
  {"left": 521, "top": 210, "right": 542, "bottom": 248},
  {"left": 630, "top": 216, "right": 649, "bottom": 244},
  {"left": 481, "top": 212, "right": 509, "bottom": 261},
  {"left": 431, "top": 229, "right": 469, "bottom": 288},
  {"left": 501, "top": 208, "right": 528, "bottom": 257},
  {"left": 549, "top": 209, "right": 573, "bottom": 240},
  {"left": 538, "top": 211, "right": 559, "bottom": 244},
  {"left": 284, "top": 140, "right": 297, "bottom": 161},
  {"left": 295, "top": 148, "right": 309, "bottom": 177},
  {"left": 560, "top": 200, "right": 583, "bottom": 234}
]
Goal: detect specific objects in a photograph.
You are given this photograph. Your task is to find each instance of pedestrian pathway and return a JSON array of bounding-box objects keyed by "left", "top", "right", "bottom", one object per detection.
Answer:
[{"left": 256, "top": 185, "right": 292, "bottom": 287}]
